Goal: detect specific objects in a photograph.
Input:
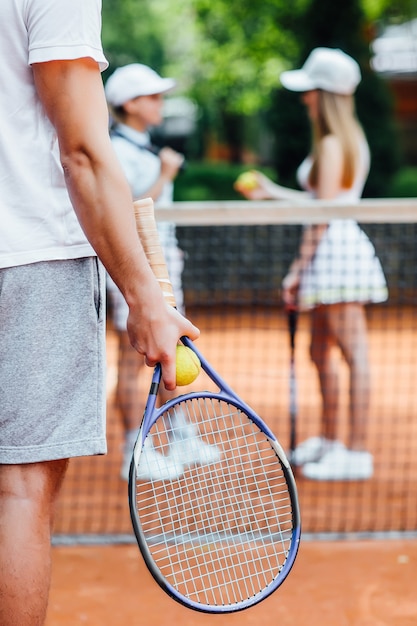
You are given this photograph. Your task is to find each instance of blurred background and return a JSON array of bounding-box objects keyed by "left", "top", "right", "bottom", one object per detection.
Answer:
[{"left": 102, "top": 0, "right": 417, "bottom": 201}]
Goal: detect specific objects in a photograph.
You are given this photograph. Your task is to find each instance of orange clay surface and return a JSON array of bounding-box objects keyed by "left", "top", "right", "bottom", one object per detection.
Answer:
[
  {"left": 47, "top": 306, "right": 417, "bottom": 624},
  {"left": 53, "top": 306, "right": 417, "bottom": 538},
  {"left": 46, "top": 540, "right": 417, "bottom": 625}
]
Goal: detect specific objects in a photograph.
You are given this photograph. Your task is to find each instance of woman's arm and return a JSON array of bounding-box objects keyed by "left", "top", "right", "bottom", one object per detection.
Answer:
[
  {"left": 316, "top": 135, "right": 344, "bottom": 199},
  {"left": 236, "top": 171, "right": 309, "bottom": 202},
  {"left": 282, "top": 224, "right": 328, "bottom": 305}
]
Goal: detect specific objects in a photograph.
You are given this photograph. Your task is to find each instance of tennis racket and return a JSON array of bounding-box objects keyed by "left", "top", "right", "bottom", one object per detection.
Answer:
[
  {"left": 287, "top": 306, "right": 298, "bottom": 463},
  {"left": 129, "top": 198, "right": 301, "bottom": 614}
]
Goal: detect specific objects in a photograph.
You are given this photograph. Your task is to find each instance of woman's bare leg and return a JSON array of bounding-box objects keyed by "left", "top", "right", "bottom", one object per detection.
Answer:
[
  {"left": 326, "top": 303, "right": 370, "bottom": 450},
  {"left": 310, "top": 306, "right": 339, "bottom": 441}
]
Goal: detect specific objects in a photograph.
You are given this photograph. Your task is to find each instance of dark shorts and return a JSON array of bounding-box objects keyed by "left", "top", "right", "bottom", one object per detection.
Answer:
[{"left": 0, "top": 258, "right": 107, "bottom": 463}]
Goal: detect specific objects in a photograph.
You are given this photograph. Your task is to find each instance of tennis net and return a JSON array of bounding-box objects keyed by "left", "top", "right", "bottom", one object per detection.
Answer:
[{"left": 53, "top": 198, "right": 417, "bottom": 543}]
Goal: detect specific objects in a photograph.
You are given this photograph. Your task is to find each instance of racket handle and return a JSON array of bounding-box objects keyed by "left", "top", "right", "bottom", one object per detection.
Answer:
[
  {"left": 133, "top": 198, "right": 177, "bottom": 308},
  {"left": 287, "top": 306, "right": 298, "bottom": 351}
]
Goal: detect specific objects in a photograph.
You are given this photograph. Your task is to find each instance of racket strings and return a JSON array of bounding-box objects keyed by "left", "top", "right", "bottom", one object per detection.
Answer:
[{"left": 134, "top": 396, "right": 296, "bottom": 608}]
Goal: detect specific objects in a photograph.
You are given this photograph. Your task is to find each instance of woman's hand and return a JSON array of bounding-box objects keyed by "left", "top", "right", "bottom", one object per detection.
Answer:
[
  {"left": 282, "top": 266, "right": 301, "bottom": 307},
  {"left": 234, "top": 171, "right": 276, "bottom": 200},
  {"left": 159, "top": 147, "right": 184, "bottom": 182},
  {"left": 235, "top": 170, "right": 309, "bottom": 202}
]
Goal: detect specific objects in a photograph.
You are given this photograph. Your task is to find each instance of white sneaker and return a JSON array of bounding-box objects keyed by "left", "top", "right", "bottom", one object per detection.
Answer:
[
  {"left": 135, "top": 437, "right": 184, "bottom": 482},
  {"left": 291, "top": 437, "right": 344, "bottom": 466},
  {"left": 302, "top": 448, "right": 373, "bottom": 481},
  {"left": 120, "top": 429, "right": 139, "bottom": 481},
  {"left": 121, "top": 450, "right": 132, "bottom": 482},
  {"left": 168, "top": 423, "right": 221, "bottom": 467},
  {"left": 169, "top": 436, "right": 222, "bottom": 467}
]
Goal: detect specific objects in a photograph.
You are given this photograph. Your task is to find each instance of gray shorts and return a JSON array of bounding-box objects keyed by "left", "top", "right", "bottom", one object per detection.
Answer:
[{"left": 0, "top": 258, "right": 107, "bottom": 463}]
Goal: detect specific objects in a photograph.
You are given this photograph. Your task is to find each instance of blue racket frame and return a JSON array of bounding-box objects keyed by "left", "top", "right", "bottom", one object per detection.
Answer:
[{"left": 129, "top": 336, "right": 301, "bottom": 613}]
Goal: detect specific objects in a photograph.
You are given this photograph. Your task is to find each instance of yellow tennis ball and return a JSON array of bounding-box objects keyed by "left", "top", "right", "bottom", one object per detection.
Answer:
[
  {"left": 176, "top": 345, "right": 201, "bottom": 386},
  {"left": 235, "top": 171, "right": 258, "bottom": 191}
]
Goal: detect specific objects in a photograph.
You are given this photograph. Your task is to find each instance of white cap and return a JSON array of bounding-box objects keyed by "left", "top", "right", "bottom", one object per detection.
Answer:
[
  {"left": 105, "top": 63, "right": 176, "bottom": 107},
  {"left": 280, "top": 48, "right": 361, "bottom": 95}
]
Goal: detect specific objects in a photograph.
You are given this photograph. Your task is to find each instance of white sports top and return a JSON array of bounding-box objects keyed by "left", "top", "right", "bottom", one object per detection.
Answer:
[
  {"left": 296, "top": 138, "right": 371, "bottom": 202},
  {"left": 0, "top": 0, "right": 108, "bottom": 269}
]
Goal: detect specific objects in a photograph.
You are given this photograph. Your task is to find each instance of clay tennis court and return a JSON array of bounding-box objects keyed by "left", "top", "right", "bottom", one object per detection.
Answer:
[
  {"left": 46, "top": 305, "right": 417, "bottom": 624},
  {"left": 53, "top": 305, "right": 417, "bottom": 536},
  {"left": 46, "top": 539, "right": 417, "bottom": 625}
]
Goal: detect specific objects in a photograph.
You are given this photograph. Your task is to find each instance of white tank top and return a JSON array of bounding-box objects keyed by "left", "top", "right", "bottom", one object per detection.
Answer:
[{"left": 296, "top": 138, "right": 370, "bottom": 202}]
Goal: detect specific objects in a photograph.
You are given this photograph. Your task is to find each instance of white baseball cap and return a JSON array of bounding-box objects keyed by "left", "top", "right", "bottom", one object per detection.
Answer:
[
  {"left": 280, "top": 48, "right": 361, "bottom": 95},
  {"left": 105, "top": 63, "right": 176, "bottom": 107}
]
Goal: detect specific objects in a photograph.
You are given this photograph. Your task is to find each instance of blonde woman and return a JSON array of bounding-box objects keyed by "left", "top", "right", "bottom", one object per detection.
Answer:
[{"left": 237, "top": 48, "right": 388, "bottom": 480}]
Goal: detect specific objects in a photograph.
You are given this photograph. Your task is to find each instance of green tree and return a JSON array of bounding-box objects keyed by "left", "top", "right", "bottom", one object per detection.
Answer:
[
  {"left": 101, "top": 0, "right": 166, "bottom": 80},
  {"left": 100, "top": 0, "right": 406, "bottom": 191},
  {"left": 101, "top": 0, "right": 308, "bottom": 161},
  {"left": 181, "top": 0, "right": 306, "bottom": 161}
]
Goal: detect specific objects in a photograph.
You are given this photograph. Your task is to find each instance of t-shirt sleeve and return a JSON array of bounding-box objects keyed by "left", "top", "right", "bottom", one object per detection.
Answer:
[{"left": 26, "top": 0, "right": 108, "bottom": 71}]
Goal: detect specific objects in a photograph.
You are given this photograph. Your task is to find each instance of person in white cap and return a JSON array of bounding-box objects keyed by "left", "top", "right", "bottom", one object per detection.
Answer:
[
  {"left": 105, "top": 64, "right": 220, "bottom": 481},
  {"left": 236, "top": 48, "right": 388, "bottom": 481}
]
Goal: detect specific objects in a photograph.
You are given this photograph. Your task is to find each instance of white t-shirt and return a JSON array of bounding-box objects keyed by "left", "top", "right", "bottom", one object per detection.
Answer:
[{"left": 0, "top": 0, "right": 108, "bottom": 269}]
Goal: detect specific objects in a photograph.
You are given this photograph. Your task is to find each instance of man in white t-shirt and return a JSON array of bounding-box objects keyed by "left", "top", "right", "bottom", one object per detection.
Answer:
[{"left": 0, "top": 2, "right": 199, "bottom": 624}]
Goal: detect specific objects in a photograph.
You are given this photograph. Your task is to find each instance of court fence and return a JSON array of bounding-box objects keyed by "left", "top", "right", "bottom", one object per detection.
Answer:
[{"left": 53, "top": 198, "right": 417, "bottom": 544}]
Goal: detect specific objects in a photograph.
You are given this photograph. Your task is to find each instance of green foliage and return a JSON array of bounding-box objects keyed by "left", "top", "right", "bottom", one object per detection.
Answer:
[
  {"left": 267, "top": 0, "right": 401, "bottom": 196},
  {"left": 356, "top": 70, "right": 401, "bottom": 197},
  {"left": 363, "top": 0, "right": 417, "bottom": 22},
  {"left": 267, "top": 89, "right": 310, "bottom": 189},
  {"left": 299, "top": 0, "right": 367, "bottom": 60},
  {"left": 101, "top": 0, "right": 166, "bottom": 79},
  {"left": 173, "top": 162, "right": 276, "bottom": 201},
  {"left": 100, "top": 0, "right": 408, "bottom": 195},
  {"left": 388, "top": 168, "right": 417, "bottom": 197},
  {"left": 189, "top": 0, "right": 308, "bottom": 117}
]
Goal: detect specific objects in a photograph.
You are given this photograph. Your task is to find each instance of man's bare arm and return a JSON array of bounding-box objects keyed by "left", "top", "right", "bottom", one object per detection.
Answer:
[{"left": 32, "top": 57, "right": 199, "bottom": 388}]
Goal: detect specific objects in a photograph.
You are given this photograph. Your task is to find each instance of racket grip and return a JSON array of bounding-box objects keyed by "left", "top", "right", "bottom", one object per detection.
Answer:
[
  {"left": 287, "top": 306, "right": 298, "bottom": 350},
  {"left": 133, "top": 198, "right": 177, "bottom": 308}
]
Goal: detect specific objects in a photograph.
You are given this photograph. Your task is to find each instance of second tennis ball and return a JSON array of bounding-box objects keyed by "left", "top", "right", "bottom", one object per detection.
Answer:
[{"left": 176, "top": 345, "right": 201, "bottom": 386}]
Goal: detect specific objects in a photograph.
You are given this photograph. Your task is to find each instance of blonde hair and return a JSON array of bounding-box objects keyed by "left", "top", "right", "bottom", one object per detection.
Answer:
[{"left": 309, "top": 90, "right": 365, "bottom": 189}]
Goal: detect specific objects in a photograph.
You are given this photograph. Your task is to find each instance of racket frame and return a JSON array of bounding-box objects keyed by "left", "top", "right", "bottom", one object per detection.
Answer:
[
  {"left": 129, "top": 198, "right": 301, "bottom": 612},
  {"left": 128, "top": 336, "right": 301, "bottom": 613},
  {"left": 287, "top": 307, "right": 298, "bottom": 462}
]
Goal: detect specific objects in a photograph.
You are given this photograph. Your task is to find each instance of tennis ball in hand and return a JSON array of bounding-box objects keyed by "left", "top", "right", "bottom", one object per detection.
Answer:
[
  {"left": 235, "top": 171, "right": 258, "bottom": 191},
  {"left": 176, "top": 345, "right": 201, "bottom": 386}
]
